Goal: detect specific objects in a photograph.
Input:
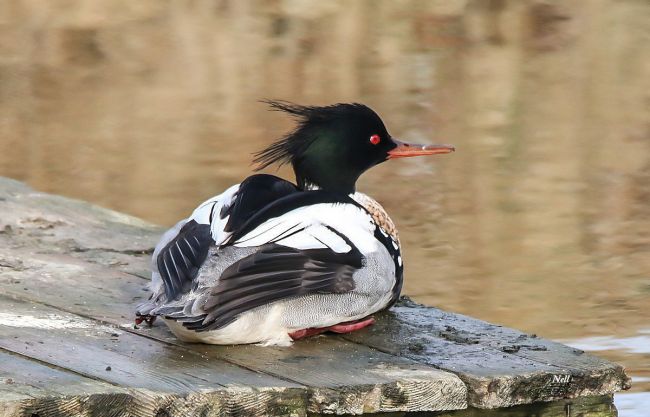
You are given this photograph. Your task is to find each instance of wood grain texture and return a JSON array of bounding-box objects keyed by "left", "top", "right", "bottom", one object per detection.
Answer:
[
  {"left": 0, "top": 350, "right": 139, "bottom": 417},
  {"left": 0, "top": 299, "right": 308, "bottom": 417},
  {"left": 430, "top": 394, "right": 617, "bottom": 417},
  {"left": 0, "top": 296, "right": 297, "bottom": 392},
  {"left": 0, "top": 350, "right": 125, "bottom": 397},
  {"left": 343, "top": 298, "right": 630, "bottom": 408},
  {"left": 214, "top": 337, "right": 467, "bottom": 414},
  {"left": 0, "top": 177, "right": 161, "bottom": 279}
]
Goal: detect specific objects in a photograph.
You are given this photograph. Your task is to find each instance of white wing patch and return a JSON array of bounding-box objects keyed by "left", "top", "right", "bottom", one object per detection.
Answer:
[
  {"left": 274, "top": 224, "right": 352, "bottom": 253},
  {"left": 189, "top": 184, "right": 240, "bottom": 245},
  {"left": 233, "top": 203, "right": 377, "bottom": 254}
]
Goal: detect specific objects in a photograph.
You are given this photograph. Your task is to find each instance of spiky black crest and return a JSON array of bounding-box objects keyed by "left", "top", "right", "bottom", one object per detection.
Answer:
[
  {"left": 253, "top": 100, "right": 392, "bottom": 193},
  {"left": 253, "top": 100, "right": 379, "bottom": 170}
]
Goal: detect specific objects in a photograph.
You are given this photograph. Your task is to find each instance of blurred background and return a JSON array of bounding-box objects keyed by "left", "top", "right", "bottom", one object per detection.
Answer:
[{"left": 0, "top": 0, "right": 648, "bottom": 414}]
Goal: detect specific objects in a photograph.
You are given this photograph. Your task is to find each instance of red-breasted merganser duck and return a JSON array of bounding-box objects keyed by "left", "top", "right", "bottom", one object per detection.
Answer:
[{"left": 136, "top": 101, "right": 454, "bottom": 346}]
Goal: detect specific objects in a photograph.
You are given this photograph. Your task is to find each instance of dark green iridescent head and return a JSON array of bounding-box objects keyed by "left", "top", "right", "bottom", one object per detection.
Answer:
[{"left": 254, "top": 100, "right": 454, "bottom": 194}]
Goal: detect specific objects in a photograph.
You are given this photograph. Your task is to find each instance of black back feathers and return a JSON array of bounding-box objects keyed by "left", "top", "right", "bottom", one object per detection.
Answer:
[
  {"left": 221, "top": 174, "right": 298, "bottom": 234},
  {"left": 156, "top": 220, "right": 213, "bottom": 301}
]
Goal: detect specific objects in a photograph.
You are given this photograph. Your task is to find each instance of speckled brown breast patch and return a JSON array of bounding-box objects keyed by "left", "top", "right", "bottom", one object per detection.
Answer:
[{"left": 351, "top": 192, "right": 400, "bottom": 245}]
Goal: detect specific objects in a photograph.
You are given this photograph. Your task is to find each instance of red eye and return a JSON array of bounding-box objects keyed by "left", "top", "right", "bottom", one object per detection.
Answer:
[{"left": 369, "top": 134, "right": 381, "bottom": 145}]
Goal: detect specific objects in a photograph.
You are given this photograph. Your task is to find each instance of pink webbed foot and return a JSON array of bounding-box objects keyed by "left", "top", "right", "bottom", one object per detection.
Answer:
[
  {"left": 288, "top": 327, "right": 328, "bottom": 340},
  {"left": 288, "top": 317, "right": 375, "bottom": 341},
  {"left": 328, "top": 317, "right": 376, "bottom": 333}
]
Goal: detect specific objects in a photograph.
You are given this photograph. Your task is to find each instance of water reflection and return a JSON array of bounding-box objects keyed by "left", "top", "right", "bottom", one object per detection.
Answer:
[
  {"left": 615, "top": 393, "right": 650, "bottom": 417},
  {"left": 566, "top": 333, "right": 650, "bottom": 355},
  {"left": 0, "top": 0, "right": 648, "bottom": 413}
]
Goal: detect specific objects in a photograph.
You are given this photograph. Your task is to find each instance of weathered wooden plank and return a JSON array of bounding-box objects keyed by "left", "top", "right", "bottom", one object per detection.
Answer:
[
  {"left": 308, "top": 396, "right": 617, "bottom": 417},
  {"left": 5, "top": 351, "right": 317, "bottom": 416},
  {"left": 430, "top": 394, "right": 616, "bottom": 417},
  {"left": 307, "top": 395, "right": 617, "bottom": 417},
  {"left": 342, "top": 298, "right": 629, "bottom": 408},
  {"left": 0, "top": 177, "right": 161, "bottom": 279},
  {"left": 0, "top": 298, "right": 312, "bottom": 417},
  {"left": 214, "top": 338, "right": 467, "bottom": 414},
  {"left": 0, "top": 350, "right": 125, "bottom": 398},
  {"left": 347, "top": 324, "right": 567, "bottom": 408},
  {"left": 0, "top": 357, "right": 42, "bottom": 402},
  {"left": 0, "top": 248, "right": 468, "bottom": 415},
  {"left": 0, "top": 350, "right": 140, "bottom": 417},
  {"left": 0, "top": 246, "right": 152, "bottom": 324},
  {"left": 0, "top": 178, "right": 160, "bottom": 252},
  {"left": 0, "top": 295, "right": 298, "bottom": 392},
  {"left": 386, "top": 298, "right": 629, "bottom": 374}
]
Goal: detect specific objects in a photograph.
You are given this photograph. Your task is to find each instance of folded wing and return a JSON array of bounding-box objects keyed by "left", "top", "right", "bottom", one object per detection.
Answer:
[
  {"left": 151, "top": 176, "right": 380, "bottom": 331},
  {"left": 156, "top": 220, "right": 213, "bottom": 300},
  {"left": 171, "top": 242, "right": 363, "bottom": 331}
]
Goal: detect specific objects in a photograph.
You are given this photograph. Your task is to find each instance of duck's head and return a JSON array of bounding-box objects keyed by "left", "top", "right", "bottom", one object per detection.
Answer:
[{"left": 254, "top": 101, "right": 454, "bottom": 194}]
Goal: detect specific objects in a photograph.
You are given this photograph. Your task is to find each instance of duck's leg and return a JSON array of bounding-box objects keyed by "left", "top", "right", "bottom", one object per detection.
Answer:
[{"left": 288, "top": 317, "right": 375, "bottom": 340}]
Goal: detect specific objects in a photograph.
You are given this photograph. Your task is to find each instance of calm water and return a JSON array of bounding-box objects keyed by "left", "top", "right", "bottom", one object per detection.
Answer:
[{"left": 1, "top": 0, "right": 648, "bottom": 413}]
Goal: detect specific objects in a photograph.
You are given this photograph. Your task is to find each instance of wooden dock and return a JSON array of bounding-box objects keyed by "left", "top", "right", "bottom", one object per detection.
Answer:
[{"left": 0, "top": 177, "right": 630, "bottom": 417}]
